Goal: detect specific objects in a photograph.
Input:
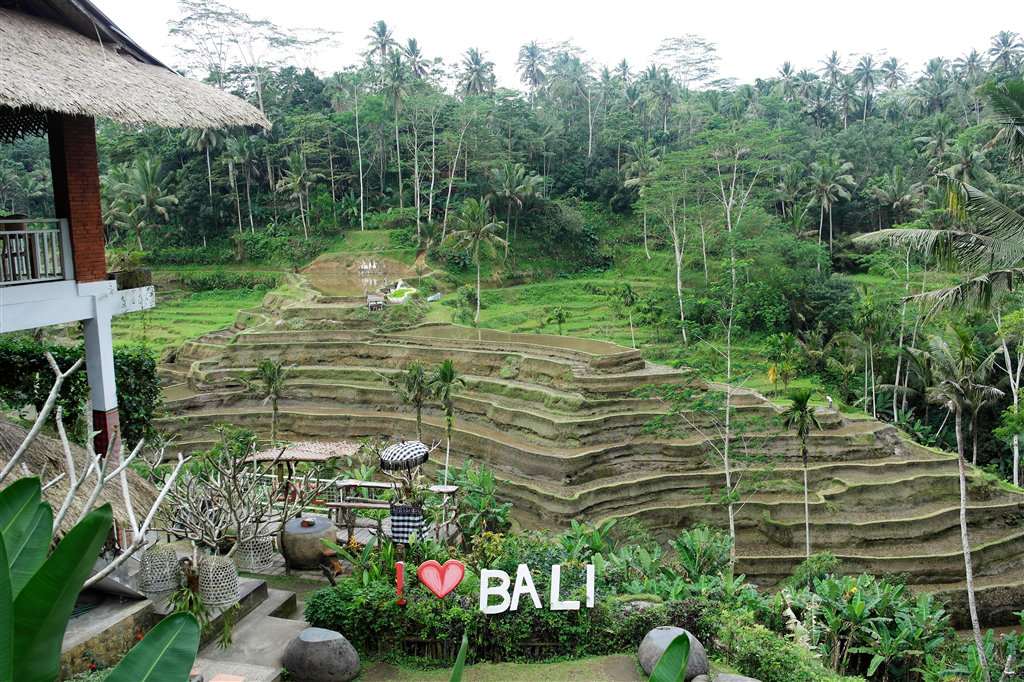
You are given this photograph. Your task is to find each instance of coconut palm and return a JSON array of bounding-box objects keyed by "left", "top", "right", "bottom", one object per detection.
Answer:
[
  {"left": 915, "top": 115, "right": 957, "bottom": 165},
  {"left": 943, "top": 141, "right": 996, "bottom": 187},
  {"left": 379, "top": 361, "right": 431, "bottom": 441},
  {"left": 857, "top": 84, "right": 1024, "bottom": 310},
  {"left": 123, "top": 151, "right": 178, "bottom": 250},
  {"left": 853, "top": 54, "right": 879, "bottom": 121},
  {"left": 182, "top": 127, "right": 225, "bottom": 210},
  {"left": 517, "top": 41, "right": 548, "bottom": 103},
  {"left": 806, "top": 154, "right": 855, "bottom": 261},
  {"left": 624, "top": 140, "right": 661, "bottom": 259},
  {"left": 775, "top": 162, "right": 807, "bottom": 220},
  {"left": 225, "top": 132, "right": 257, "bottom": 231},
  {"left": 276, "top": 153, "right": 322, "bottom": 239},
  {"left": 460, "top": 48, "right": 495, "bottom": 96},
  {"left": 880, "top": 57, "right": 907, "bottom": 90},
  {"left": 927, "top": 326, "right": 1001, "bottom": 682},
  {"left": 780, "top": 388, "right": 821, "bottom": 560},
  {"left": 403, "top": 38, "right": 429, "bottom": 79},
  {"left": 988, "top": 31, "right": 1023, "bottom": 74},
  {"left": 819, "top": 50, "right": 844, "bottom": 86},
  {"left": 428, "top": 359, "right": 466, "bottom": 485},
  {"left": 382, "top": 50, "right": 412, "bottom": 209},
  {"left": 365, "top": 20, "right": 396, "bottom": 62},
  {"left": 443, "top": 198, "right": 508, "bottom": 324},
  {"left": 615, "top": 281, "right": 638, "bottom": 349},
  {"left": 869, "top": 165, "right": 923, "bottom": 226},
  {"left": 836, "top": 73, "right": 861, "bottom": 129},
  {"left": 243, "top": 358, "right": 288, "bottom": 445}
]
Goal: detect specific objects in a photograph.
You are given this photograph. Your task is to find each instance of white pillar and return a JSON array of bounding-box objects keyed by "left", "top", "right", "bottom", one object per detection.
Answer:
[{"left": 82, "top": 312, "right": 121, "bottom": 462}]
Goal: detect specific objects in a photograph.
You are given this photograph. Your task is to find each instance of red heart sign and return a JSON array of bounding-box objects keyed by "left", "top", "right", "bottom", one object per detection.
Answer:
[{"left": 417, "top": 559, "right": 465, "bottom": 599}]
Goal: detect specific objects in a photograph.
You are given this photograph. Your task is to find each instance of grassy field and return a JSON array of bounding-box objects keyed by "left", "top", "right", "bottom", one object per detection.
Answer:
[
  {"left": 111, "top": 288, "right": 266, "bottom": 354},
  {"left": 356, "top": 655, "right": 645, "bottom": 682}
]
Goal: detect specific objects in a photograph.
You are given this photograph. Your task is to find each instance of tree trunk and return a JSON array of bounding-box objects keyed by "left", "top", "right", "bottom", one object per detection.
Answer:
[
  {"left": 475, "top": 254, "right": 482, "bottom": 325},
  {"left": 271, "top": 399, "right": 278, "bottom": 444},
  {"left": 628, "top": 309, "right": 635, "bottom": 349},
  {"left": 394, "top": 103, "right": 403, "bottom": 209},
  {"left": 803, "top": 444, "right": 811, "bottom": 559},
  {"left": 817, "top": 203, "right": 824, "bottom": 270},
  {"left": 643, "top": 211, "right": 650, "bottom": 260},
  {"left": 957, "top": 407, "right": 992, "bottom": 682}
]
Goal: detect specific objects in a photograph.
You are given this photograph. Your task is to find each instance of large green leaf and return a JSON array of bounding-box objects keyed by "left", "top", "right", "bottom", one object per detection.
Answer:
[
  {"left": 12, "top": 504, "right": 112, "bottom": 682},
  {"left": 448, "top": 633, "right": 469, "bottom": 682},
  {"left": 104, "top": 612, "right": 200, "bottom": 682},
  {"left": 8, "top": 502, "right": 51, "bottom": 601},
  {"left": 0, "top": 477, "right": 44, "bottom": 563},
  {"left": 0, "top": 521, "right": 12, "bottom": 682},
  {"left": 650, "top": 631, "right": 692, "bottom": 682}
]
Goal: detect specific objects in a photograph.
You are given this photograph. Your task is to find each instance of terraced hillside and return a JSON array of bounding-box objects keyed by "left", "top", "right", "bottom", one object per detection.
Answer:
[{"left": 157, "top": 279, "right": 1024, "bottom": 623}]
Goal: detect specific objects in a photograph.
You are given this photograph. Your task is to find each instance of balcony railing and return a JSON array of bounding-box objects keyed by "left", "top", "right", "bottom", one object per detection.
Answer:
[{"left": 0, "top": 218, "right": 73, "bottom": 286}]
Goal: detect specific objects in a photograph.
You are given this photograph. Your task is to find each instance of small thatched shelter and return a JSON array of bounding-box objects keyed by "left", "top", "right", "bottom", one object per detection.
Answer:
[
  {"left": 0, "top": 5, "right": 270, "bottom": 132},
  {"left": 0, "top": 421, "right": 157, "bottom": 539},
  {"left": 246, "top": 441, "right": 361, "bottom": 464}
]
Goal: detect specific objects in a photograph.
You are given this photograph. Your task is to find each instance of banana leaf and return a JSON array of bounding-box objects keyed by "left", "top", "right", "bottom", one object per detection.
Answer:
[
  {"left": 105, "top": 612, "right": 201, "bottom": 682},
  {"left": 650, "top": 631, "right": 692, "bottom": 682},
  {"left": 12, "top": 503, "right": 112, "bottom": 682},
  {"left": 0, "top": 523, "right": 12, "bottom": 682}
]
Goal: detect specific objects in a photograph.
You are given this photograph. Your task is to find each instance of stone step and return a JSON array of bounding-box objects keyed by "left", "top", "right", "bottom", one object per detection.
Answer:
[
  {"left": 191, "top": 658, "right": 281, "bottom": 682},
  {"left": 153, "top": 577, "right": 268, "bottom": 651},
  {"left": 197, "top": 612, "right": 309, "bottom": 672}
]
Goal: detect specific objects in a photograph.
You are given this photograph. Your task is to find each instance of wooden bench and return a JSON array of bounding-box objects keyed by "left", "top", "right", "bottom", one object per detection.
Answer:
[{"left": 325, "top": 479, "right": 460, "bottom": 543}]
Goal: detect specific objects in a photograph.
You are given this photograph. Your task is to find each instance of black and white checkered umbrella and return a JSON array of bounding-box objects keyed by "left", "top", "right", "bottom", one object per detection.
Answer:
[{"left": 379, "top": 439, "right": 430, "bottom": 471}]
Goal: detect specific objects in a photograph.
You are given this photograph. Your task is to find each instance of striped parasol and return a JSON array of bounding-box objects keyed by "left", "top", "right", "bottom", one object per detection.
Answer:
[{"left": 379, "top": 439, "right": 430, "bottom": 471}]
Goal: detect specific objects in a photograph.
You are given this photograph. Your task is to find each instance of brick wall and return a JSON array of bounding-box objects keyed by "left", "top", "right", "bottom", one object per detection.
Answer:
[
  {"left": 48, "top": 113, "right": 106, "bottom": 283},
  {"left": 92, "top": 408, "right": 122, "bottom": 464}
]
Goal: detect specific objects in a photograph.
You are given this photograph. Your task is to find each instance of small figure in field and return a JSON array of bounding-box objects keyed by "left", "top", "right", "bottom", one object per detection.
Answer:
[{"left": 826, "top": 395, "right": 833, "bottom": 409}]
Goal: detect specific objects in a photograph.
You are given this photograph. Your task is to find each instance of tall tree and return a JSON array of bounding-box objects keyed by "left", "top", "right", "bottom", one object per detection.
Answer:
[
  {"left": 428, "top": 359, "right": 465, "bottom": 485},
  {"left": 379, "top": 361, "right": 431, "bottom": 441},
  {"left": 806, "top": 154, "right": 855, "bottom": 262},
  {"left": 443, "top": 198, "right": 507, "bottom": 324},
  {"left": 780, "top": 388, "right": 822, "bottom": 560}
]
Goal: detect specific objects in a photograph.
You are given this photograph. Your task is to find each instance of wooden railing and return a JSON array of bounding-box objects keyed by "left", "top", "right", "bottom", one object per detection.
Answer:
[{"left": 0, "top": 218, "right": 72, "bottom": 286}]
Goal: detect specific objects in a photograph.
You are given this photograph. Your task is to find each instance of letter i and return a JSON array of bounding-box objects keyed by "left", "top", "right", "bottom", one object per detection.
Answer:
[{"left": 396, "top": 561, "right": 406, "bottom": 606}]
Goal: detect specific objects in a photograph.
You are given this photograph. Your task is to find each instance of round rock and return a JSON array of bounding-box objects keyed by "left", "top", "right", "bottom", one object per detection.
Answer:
[
  {"left": 282, "top": 627, "right": 360, "bottom": 682},
  {"left": 713, "top": 676, "right": 762, "bottom": 682},
  {"left": 638, "top": 627, "right": 709, "bottom": 681}
]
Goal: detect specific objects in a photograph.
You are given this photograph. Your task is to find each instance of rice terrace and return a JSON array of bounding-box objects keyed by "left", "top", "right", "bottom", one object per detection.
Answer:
[{"left": 1, "top": 1, "right": 1024, "bottom": 682}]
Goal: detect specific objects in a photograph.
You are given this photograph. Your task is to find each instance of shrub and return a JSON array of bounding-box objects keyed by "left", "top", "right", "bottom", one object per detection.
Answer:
[
  {"left": 178, "top": 271, "right": 279, "bottom": 292},
  {"left": 720, "top": 612, "right": 820, "bottom": 682},
  {"left": 0, "top": 338, "right": 160, "bottom": 449}
]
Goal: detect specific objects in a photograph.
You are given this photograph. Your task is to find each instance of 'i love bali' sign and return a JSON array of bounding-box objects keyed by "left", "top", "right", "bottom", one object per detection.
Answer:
[{"left": 395, "top": 560, "right": 596, "bottom": 613}]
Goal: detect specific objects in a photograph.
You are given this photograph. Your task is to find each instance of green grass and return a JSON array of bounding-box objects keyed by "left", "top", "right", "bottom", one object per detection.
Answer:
[
  {"left": 355, "top": 655, "right": 645, "bottom": 682},
  {"left": 112, "top": 289, "right": 266, "bottom": 354}
]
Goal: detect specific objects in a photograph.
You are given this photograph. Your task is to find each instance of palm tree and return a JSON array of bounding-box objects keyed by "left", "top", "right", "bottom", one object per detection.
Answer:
[
  {"left": 836, "top": 73, "right": 861, "bottom": 129},
  {"left": 460, "top": 48, "right": 495, "bottom": 96},
  {"left": 244, "top": 358, "right": 288, "bottom": 445},
  {"left": 943, "top": 141, "right": 996, "bottom": 186},
  {"left": 880, "top": 57, "right": 907, "bottom": 90},
  {"left": 616, "top": 281, "right": 638, "bottom": 349},
  {"left": 853, "top": 54, "right": 878, "bottom": 122},
  {"left": 517, "top": 41, "right": 548, "bottom": 104},
  {"left": 182, "top": 127, "right": 225, "bottom": 216},
  {"left": 780, "top": 388, "right": 821, "bottom": 560},
  {"left": 869, "top": 165, "right": 923, "bottom": 226},
  {"left": 226, "top": 132, "right": 257, "bottom": 232},
  {"left": 624, "top": 140, "right": 661, "bottom": 259},
  {"left": 365, "top": 20, "right": 396, "bottom": 62},
  {"left": 428, "top": 359, "right": 465, "bottom": 485},
  {"left": 775, "top": 162, "right": 806, "bottom": 220},
  {"left": 806, "top": 154, "right": 855, "bottom": 262},
  {"left": 123, "top": 151, "right": 177, "bottom": 250},
  {"left": 403, "top": 38, "right": 429, "bottom": 79},
  {"left": 858, "top": 83, "right": 1024, "bottom": 310},
  {"left": 379, "top": 361, "right": 431, "bottom": 441},
  {"left": 915, "top": 114, "right": 957, "bottom": 166},
  {"left": 443, "top": 198, "right": 508, "bottom": 324},
  {"left": 546, "top": 306, "right": 571, "bottom": 335},
  {"left": 989, "top": 31, "right": 1023, "bottom": 73},
  {"left": 276, "top": 153, "right": 322, "bottom": 239},
  {"left": 382, "top": 50, "right": 412, "bottom": 208},
  {"left": 819, "top": 50, "right": 844, "bottom": 86},
  {"left": 927, "top": 326, "right": 1000, "bottom": 682}
]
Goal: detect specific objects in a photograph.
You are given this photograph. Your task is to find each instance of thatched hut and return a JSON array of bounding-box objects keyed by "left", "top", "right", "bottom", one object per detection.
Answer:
[
  {"left": 0, "top": 420, "right": 157, "bottom": 540},
  {"left": 0, "top": 0, "right": 269, "bottom": 466}
]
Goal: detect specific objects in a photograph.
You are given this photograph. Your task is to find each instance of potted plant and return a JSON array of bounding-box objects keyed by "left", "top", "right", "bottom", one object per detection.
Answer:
[{"left": 389, "top": 470, "right": 427, "bottom": 545}]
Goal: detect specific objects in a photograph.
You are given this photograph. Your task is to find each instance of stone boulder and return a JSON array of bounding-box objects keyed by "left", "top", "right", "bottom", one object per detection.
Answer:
[
  {"left": 713, "top": 676, "right": 762, "bottom": 682},
  {"left": 638, "top": 626, "right": 709, "bottom": 681},
  {"left": 282, "top": 627, "right": 360, "bottom": 682}
]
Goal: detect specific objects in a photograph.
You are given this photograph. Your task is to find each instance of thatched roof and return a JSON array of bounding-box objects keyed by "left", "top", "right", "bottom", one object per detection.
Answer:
[
  {"left": 0, "top": 420, "right": 158, "bottom": 538},
  {"left": 247, "top": 441, "right": 361, "bottom": 463},
  {"left": 0, "top": 6, "right": 270, "bottom": 129}
]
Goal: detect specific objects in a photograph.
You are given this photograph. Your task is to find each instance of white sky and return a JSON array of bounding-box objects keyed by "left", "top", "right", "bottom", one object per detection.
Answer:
[{"left": 97, "top": 0, "right": 1021, "bottom": 88}]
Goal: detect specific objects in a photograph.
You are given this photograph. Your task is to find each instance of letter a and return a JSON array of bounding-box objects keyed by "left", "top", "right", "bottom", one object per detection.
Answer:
[
  {"left": 480, "top": 569, "right": 511, "bottom": 614},
  {"left": 511, "top": 564, "right": 542, "bottom": 611}
]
